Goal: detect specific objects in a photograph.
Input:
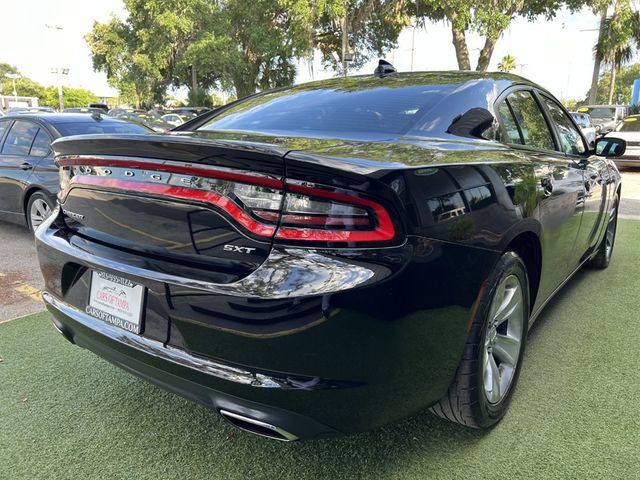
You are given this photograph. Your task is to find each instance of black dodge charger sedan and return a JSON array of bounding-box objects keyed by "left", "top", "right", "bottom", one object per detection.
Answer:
[
  {"left": 0, "top": 113, "right": 149, "bottom": 231},
  {"left": 35, "top": 71, "right": 624, "bottom": 441}
]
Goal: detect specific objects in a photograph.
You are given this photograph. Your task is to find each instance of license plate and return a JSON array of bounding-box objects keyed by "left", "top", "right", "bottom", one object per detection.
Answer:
[{"left": 86, "top": 271, "right": 145, "bottom": 334}]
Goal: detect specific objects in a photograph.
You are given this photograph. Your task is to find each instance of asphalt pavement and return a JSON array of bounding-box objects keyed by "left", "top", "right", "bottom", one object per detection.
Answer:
[
  {"left": 0, "top": 222, "right": 45, "bottom": 322},
  {"left": 0, "top": 169, "right": 639, "bottom": 322}
]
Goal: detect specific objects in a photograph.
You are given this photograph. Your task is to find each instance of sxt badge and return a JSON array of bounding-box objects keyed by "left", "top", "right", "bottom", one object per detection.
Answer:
[{"left": 223, "top": 245, "right": 257, "bottom": 254}]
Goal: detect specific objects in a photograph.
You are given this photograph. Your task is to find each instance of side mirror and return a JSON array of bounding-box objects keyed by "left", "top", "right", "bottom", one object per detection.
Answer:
[{"left": 594, "top": 137, "right": 626, "bottom": 158}]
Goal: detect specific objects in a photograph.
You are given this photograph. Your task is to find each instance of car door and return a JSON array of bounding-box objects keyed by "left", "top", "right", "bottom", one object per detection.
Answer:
[
  {"left": 539, "top": 95, "right": 609, "bottom": 263},
  {"left": 495, "top": 88, "right": 586, "bottom": 303},
  {"left": 0, "top": 119, "right": 40, "bottom": 219}
]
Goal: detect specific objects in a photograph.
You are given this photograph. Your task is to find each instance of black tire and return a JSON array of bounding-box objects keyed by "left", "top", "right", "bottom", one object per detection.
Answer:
[
  {"left": 588, "top": 194, "right": 619, "bottom": 269},
  {"left": 26, "top": 191, "right": 55, "bottom": 233},
  {"left": 430, "top": 251, "right": 530, "bottom": 429}
]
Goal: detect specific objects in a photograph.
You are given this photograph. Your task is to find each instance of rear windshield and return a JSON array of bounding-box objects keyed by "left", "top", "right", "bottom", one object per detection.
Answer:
[
  {"left": 197, "top": 84, "right": 455, "bottom": 137},
  {"left": 616, "top": 118, "right": 640, "bottom": 132},
  {"left": 587, "top": 107, "right": 616, "bottom": 119},
  {"left": 56, "top": 121, "right": 149, "bottom": 136}
]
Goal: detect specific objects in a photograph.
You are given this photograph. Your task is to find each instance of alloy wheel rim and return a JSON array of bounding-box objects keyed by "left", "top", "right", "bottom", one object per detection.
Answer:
[
  {"left": 482, "top": 274, "right": 525, "bottom": 405},
  {"left": 30, "top": 199, "right": 52, "bottom": 229}
]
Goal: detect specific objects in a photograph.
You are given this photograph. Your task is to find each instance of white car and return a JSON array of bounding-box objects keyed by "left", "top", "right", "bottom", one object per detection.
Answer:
[
  {"left": 570, "top": 112, "right": 596, "bottom": 148},
  {"left": 161, "top": 113, "right": 186, "bottom": 127},
  {"left": 606, "top": 115, "right": 640, "bottom": 168}
]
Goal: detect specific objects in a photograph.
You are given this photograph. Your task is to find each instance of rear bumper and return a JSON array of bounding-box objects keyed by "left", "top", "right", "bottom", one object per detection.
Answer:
[
  {"left": 36, "top": 214, "right": 501, "bottom": 438},
  {"left": 45, "top": 293, "right": 337, "bottom": 440}
]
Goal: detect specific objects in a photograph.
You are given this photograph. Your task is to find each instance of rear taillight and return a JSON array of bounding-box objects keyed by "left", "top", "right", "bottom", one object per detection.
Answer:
[
  {"left": 273, "top": 183, "right": 395, "bottom": 243},
  {"left": 57, "top": 157, "right": 396, "bottom": 245}
]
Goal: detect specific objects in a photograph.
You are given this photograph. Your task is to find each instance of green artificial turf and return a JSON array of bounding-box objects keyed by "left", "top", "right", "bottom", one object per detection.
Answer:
[{"left": 1, "top": 222, "right": 639, "bottom": 480}]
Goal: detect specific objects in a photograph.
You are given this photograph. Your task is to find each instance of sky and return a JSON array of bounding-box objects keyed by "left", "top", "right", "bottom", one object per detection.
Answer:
[{"left": 0, "top": 1, "right": 626, "bottom": 102}]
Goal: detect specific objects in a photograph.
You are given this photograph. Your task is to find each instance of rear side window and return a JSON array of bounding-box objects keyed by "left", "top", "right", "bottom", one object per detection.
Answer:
[
  {"left": 0, "top": 121, "right": 9, "bottom": 145},
  {"left": 542, "top": 97, "right": 586, "bottom": 155},
  {"left": 495, "top": 102, "right": 523, "bottom": 144},
  {"left": 505, "top": 91, "right": 555, "bottom": 151},
  {"left": 1, "top": 120, "right": 39, "bottom": 156},
  {"left": 30, "top": 129, "right": 52, "bottom": 157}
]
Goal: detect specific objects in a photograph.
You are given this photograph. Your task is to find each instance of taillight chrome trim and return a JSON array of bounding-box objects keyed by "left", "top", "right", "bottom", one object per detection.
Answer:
[
  {"left": 67, "top": 176, "right": 277, "bottom": 237},
  {"left": 57, "top": 155, "right": 284, "bottom": 189}
]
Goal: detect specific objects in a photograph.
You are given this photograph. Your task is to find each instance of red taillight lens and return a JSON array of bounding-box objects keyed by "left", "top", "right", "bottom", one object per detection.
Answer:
[
  {"left": 273, "top": 183, "right": 396, "bottom": 243},
  {"left": 57, "top": 157, "right": 396, "bottom": 245}
]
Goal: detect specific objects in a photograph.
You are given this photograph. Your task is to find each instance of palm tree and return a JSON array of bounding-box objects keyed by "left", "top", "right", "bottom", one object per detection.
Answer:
[
  {"left": 594, "top": 1, "right": 640, "bottom": 104},
  {"left": 497, "top": 54, "right": 517, "bottom": 73}
]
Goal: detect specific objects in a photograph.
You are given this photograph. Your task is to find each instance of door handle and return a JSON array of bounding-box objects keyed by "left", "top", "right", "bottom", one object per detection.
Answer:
[{"left": 20, "top": 162, "right": 33, "bottom": 171}]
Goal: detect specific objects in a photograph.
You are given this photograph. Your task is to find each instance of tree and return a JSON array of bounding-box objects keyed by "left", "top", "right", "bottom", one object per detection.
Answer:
[
  {"left": 207, "top": 0, "right": 318, "bottom": 98},
  {"left": 413, "top": 1, "right": 590, "bottom": 71},
  {"left": 39, "top": 87, "right": 98, "bottom": 108},
  {"left": 0, "top": 63, "right": 19, "bottom": 89},
  {"left": 593, "top": 62, "right": 640, "bottom": 104},
  {"left": 314, "top": 0, "right": 411, "bottom": 73},
  {"left": 0, "top": 76, "right": 45, "bottom": 99},
  {"left": 86, "top": 0, "right": 218, "bottom": 106},
  {"left": 593, "top": 0, "right": 640, "bottom": 104},
  {"left": 497, "top": 54, "right": 517, "bottom": 72},
  {"left": 86, "top": 1, "right": 412, "bottom": 101}
]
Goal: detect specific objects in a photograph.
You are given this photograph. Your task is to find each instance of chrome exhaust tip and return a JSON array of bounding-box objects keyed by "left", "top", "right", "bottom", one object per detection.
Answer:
[{"left": 219, "top": 410, "right": 299, "bottom": 442}]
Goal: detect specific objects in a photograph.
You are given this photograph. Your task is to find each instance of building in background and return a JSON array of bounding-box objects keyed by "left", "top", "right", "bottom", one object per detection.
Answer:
[{"left": 0, "top": 95, "right": 39, "bottom": 110}]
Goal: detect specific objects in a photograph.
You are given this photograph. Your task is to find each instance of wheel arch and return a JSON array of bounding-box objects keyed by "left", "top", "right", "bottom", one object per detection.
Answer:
[
  {"left": 503, "top": 229, "right": 542, "bottom": 314},
  {"left": 22, "top": 186, "right": 55, "bottom": 224}
]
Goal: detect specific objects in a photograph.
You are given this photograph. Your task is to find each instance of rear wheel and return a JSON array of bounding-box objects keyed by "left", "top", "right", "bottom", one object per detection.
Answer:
[
  {"left": 588, "top": 194, "right": 619, "bottom": 269},
  {"left": 27, "top": 191, "right": 55, "bottom": 232},
  {"left": 430, "top": 251, "right": 529, "bottom": 428}
]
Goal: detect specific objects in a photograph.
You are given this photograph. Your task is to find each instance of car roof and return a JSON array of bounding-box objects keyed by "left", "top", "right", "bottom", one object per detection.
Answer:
[{"left": 0, "top": 112, "right": 137, "bottom": 126}]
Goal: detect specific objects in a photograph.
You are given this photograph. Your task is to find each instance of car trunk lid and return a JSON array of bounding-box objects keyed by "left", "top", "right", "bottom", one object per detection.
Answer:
[{"left": 53, "top": 134, "right": 288, "bottom": 283}]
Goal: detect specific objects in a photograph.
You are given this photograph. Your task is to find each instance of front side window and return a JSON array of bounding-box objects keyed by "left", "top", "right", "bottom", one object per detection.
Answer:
[
  {"left": 543, "top": 97, "right": 586, "bottom": 155},
  {"left": 1, "top": 120, "right": 39, "bottom": 156},
  {"left": 505, "top": 91, "right": 555, "bottom": 151}
]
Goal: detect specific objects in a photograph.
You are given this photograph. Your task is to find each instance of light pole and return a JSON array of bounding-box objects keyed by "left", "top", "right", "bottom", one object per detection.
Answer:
[
  {"left": 6, "top": 73, "right": 20, "bottom": 104},
  {"left": 51, "top": 68, "right": 69, "bottom": 111},
  {"left": 47, "top": 24, "right": 67, "bottom": 111}
]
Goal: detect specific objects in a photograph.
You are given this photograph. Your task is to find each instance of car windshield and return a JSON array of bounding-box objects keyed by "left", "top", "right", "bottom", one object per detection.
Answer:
[
  {"left": 572, "top": 114, "right": 591, "bottom": 128},
  {"left": 55, "top": 121, "right": 150, "bottom": 136},
  {"left": 197, "top": 83, "right": 456, "bottom": 137},
  {"left": 587, "top": 107, "right": 616, "bottom": 119},
  {"left": 616, "top": 118, "right": 640, "bottom": 132}
]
